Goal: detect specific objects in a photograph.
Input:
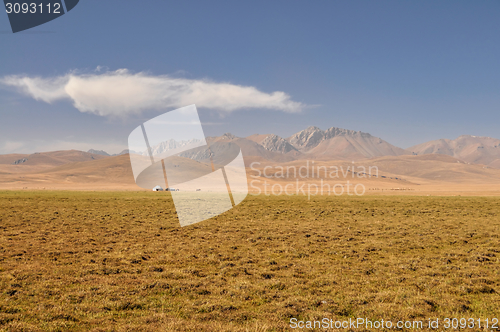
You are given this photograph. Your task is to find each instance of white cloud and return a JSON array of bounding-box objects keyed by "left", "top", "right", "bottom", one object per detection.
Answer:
[
  {"left": 1, "top": 75, "right": 68, "bottom": 103},
  {"left": 1, "top": 69, "right": 306, "bottom": 116}
]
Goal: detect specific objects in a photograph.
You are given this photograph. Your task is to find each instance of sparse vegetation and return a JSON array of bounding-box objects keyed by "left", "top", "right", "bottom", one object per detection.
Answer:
[{"left": 0, "top": 191, "right": 499, "bottom": 331}]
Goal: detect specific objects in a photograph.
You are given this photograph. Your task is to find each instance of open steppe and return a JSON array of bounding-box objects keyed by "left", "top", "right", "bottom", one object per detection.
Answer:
[
  {"left": 0, "top": 192, "right": 499, "bottom": 331},
  {"left": 1, "top": 151, "right": 500, "bottom": 196}
]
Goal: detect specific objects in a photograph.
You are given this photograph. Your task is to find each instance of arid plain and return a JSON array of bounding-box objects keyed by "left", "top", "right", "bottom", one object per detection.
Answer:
[
  {"left": 1, "top": 129, "right": 500, "bottom": 331},
  {"left": 1, "top": 192, "right": 499, "bottom": 331},
  {"left": 1, "top": 149, "right": 499, "bottom": 196}
]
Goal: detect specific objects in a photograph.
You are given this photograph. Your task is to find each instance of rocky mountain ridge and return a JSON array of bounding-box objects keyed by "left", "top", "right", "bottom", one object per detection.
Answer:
[
  {"left": 83, "top": 127, "right": 500, "bottom": 167},
  {"left": 287, "top": 126, "right": 367, "bottom": 151},
  {"left": 408, "top": 135, "right": 500, "bottom": 168}
]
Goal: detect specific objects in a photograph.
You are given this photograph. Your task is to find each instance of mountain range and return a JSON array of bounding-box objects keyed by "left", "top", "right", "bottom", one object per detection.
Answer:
[
  {"left": 408, "top": 135, "right": 500, "bottom": 168},
  {"left": 132, "top": 126, "right": 500, "bottom": 169},
  {"left": 1, "top": 125, "right": 500, "bottom": 170},
  {"left": 246, "top": 127, "right": 500, "bottom": 169},
  {"left": 1, "top": 125, "right": 500, "bottom": 192}
]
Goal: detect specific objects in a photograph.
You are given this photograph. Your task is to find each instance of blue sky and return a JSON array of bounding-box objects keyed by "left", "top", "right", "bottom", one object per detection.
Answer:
[{"left": 1, "top": 0, "right": 499, "bottom": 154}]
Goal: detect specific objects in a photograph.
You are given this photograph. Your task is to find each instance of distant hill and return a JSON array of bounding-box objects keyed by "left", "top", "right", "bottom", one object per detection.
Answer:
[
  {"left": 87, "top": 149, "right": 133, "bottom": 156},
  {"left": 0, "top": 154, "right": 135, "bottom": 190},
  {"left": 87, "top": 149, "right": 110, "bottom": 156},
  {"left": 407, "top": 135, "right": 500, "bottom": 168},
  {"left": 0, "top": 153, "right": 29, "bottom": 165},
  {"left": 1, "top": 150, "right": 108, "bottom": 167},
  {"left": 114, "top": 149, "right": 133, "bottom": 156}
]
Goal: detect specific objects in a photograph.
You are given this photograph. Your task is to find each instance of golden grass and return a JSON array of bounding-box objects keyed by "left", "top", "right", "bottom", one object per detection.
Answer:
[{"left": 0, "top": 191, "right": 499, "bottom": 331}]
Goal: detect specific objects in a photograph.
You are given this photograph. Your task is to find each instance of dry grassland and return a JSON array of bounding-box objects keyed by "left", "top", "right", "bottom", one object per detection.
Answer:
[{"left": 0, "top": 191, "right": 499, "bottom": 331}]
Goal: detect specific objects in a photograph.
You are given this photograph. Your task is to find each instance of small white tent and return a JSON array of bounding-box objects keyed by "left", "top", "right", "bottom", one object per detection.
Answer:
[{"left": 152, "top": 185, "right": 163, "bottom": 191}]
